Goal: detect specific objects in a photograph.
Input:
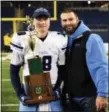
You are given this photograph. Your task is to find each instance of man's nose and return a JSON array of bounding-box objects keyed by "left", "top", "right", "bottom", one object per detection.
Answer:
[{"left": 66, "top": 20, "right": 71, "bottom": 25}]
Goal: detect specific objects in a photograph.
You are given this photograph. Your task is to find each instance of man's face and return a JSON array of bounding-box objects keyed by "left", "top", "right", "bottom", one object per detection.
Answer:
[
  {"left": 33, "top": 16, "right": 50, "bottom": 34},
  {"left": 60, "top": 12, "right": 79, "bottom": 35}
]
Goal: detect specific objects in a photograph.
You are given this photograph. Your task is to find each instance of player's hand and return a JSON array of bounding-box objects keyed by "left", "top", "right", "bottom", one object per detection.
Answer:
[
  {"left": 96, "top": 96, "right": 107, "bottom": 112},
  {"left": 19, "top": 95, "right": 31, "bottom": 105},
  {"left": 53, "top": 88, "right": 61, "bottom": 100}
]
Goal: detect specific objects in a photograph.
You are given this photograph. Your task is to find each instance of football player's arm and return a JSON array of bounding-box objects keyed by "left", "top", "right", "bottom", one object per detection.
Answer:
[
  {"left": 52, "top": 34, "right": 67, "bottom": 101},
  {"left": 54, "top": 65, "right": 66, "bottom": 90},
  {"left": 10, "top": 52, "right": 24, "bottom": 100},
  {"left": 10, "top": 33, "right": 31, "bottom": 104},
  {"left": 10, "top": 52, "right": 31, "bottom": 104},
  {"left": 54, "top": 35, "right": 67, "bottom": 90},
  {"left": 10, "top": 64, "right": 24, "bottom": 97}
]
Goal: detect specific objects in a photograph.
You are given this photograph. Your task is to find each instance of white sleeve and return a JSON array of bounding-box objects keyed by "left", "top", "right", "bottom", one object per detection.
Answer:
[
  {"left": 11, "top": 51, "right": 24, "bottom": 65},
  {"left": 58, "top": 35, "right": 68, "bottom": 65},
  {"left": 10, "top": 33, "right": 24, "bottom": 65},
  {"left": 10, "top": 33, "right": 24, "bottom": 54}
]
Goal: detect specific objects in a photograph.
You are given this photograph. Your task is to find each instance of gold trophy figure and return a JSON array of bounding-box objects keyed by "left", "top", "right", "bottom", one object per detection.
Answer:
[{"left": 24, "top": 16, "right": 55, "bottom": 104}]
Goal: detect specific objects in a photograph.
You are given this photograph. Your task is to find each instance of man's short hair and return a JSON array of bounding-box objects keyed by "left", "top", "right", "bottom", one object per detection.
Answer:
[{"left": 61, "top": 7, "right": 78, "bottom": 16}]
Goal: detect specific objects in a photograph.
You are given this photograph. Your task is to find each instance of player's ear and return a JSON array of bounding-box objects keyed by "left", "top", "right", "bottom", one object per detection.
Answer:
[
  {"left": 33, "top": 18, "right": 35, "bottom": 25},
  {"left": 33, "top": 18, "right": 37, "bottom": 24}
]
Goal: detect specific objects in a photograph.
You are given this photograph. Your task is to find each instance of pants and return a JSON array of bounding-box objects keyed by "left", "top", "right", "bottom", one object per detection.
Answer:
[
  {"left": 63, "top": 97, "right": 106, "bottom": 112},
  {"left": 19, "top": 100, "right": 62, "bottom": 112}
]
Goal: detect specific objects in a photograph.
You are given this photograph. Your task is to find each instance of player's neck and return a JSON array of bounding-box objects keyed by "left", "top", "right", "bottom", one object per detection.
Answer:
[
  {"left": 36, "top": 31, "right": 48, "bottom": 39},
  {"left": 39, "top": 33, "right": 48, "bottom": 41}
]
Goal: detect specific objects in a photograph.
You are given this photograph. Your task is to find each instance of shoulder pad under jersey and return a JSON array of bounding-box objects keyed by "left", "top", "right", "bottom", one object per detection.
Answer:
[
  {"left": 17, "top": 31, "right": 26, "bottom": 35},
  {"left": 57, "top": 32, "right": 66, "bottom": 37}
]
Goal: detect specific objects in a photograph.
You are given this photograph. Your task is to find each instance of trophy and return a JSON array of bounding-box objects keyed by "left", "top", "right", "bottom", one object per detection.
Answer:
[{"left": 24, "top": 16, "right": 55, "bottom": 104}]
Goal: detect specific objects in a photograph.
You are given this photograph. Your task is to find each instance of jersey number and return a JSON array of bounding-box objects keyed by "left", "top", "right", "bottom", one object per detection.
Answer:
[{"left": 42, "top": 56, "right": 52, "bottom": 71}]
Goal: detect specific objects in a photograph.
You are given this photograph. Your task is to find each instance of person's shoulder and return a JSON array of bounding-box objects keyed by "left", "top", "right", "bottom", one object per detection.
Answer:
[
  {"left": 13, "top": 31, "right": 29, "bottom": 39},
  {"left": 49, "top": 31, "right": 65, "bottom": 36},
  {"left": 48, "top": 31, "right": 67, "bottom": 47},
  {"left": 57, "top": 31, "right": 66, "bottom": 37},
  {"left": 88, "top": 33, "right": 103, "bottom": 44},
  {"left": 12, "top": 31, "right": 28, "bottom": 37},
  {"left": 17, "top": 31, "right": 26, "bottom": 36},
  {"left": 48, "top": 31, "right": 66, "bottom": 37},
  {"left": 11, "top": 31, "right": 29, "bottom": 44}
]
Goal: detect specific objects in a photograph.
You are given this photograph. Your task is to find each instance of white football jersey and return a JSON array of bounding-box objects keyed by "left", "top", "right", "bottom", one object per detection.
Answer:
[{"left": 10, "top": 31, "right": 67, "bottom": 85}]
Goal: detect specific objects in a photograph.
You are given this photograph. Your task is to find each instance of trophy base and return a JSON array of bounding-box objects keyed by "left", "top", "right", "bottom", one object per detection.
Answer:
[
  {"left": 24, "top": 72, "right": 55, "bottom": 104},
  {"left": 25, "top": 96, "right": 55, "bottom": 104}
]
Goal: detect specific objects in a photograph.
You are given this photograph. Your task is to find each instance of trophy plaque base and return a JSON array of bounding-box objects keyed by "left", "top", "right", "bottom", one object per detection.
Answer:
[
  {"left": 25, "top": 96, "right": 55, "bottom": 104},
  {"left": 24, "top": 72, "right": 55, "bottom": 104}
]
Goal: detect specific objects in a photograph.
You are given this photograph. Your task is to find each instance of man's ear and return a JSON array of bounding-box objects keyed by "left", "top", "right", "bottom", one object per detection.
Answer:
[{"left": 76, "top": 16, "right": 79, "bottom": 21}]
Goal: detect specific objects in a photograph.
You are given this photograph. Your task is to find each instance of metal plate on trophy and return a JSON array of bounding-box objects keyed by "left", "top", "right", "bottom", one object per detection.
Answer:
[{"left": 24, "top": 57, "right": 55, "bottom": 104}]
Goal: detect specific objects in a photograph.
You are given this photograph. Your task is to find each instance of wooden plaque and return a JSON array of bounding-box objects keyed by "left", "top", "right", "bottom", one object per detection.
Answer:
[{"left": 24, "top": 58, "right": 55, "bottom": 104}]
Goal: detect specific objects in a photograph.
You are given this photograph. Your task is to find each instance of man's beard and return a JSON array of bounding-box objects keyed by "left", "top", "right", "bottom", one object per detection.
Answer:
[
  {"left": 62, "top": 26, "right": 74, "bottom": 35},
  {"left": 62, "top": 21, "right": 79, "bottom": 35}
]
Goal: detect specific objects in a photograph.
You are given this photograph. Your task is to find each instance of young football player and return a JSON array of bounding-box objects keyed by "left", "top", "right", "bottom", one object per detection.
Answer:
[{"left": 10, "top": 7, "right": 67, "bottom": 111}]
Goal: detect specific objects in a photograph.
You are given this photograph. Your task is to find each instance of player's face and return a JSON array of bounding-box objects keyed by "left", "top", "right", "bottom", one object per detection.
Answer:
[
  {"left": 33, "top": 16, "right": 50, "bottom": 34},
  {"left": 60, "top": 12, "right": 79, "bottom": 35}
]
